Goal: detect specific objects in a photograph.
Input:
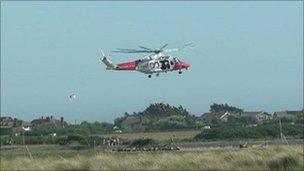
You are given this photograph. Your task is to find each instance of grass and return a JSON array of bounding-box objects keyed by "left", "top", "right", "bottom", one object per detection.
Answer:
[
  {"left": 1, "top": 145, "right": 303, "bottom": 170},
  {"left": 0, "top": 144, "right": 103, "bottom": 159}
]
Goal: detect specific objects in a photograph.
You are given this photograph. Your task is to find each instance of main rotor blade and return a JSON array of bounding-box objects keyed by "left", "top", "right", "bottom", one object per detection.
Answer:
[
  {"left": 163, "top": 48, "right": 179, "bottom": 53},
  {"left": 181, "top": 42, "right": 195, "bottom": 49},
  {"left": 163, "top": 42, "right": 195, "bottom": 53},
  {"left": 112, "top": 50, "right": 154, "bottom": 53},
  {"left": 116, "top": 48, "right": 142, "bottom": 51},
  {"left": 139, "top": 46, "right": 154, "bottom": 51},
  {"left": 112, "top": 43, "right": 192, "bottom": 54},
  {"left": 159, "top": 44, "right": 168, "bottom": 50}
]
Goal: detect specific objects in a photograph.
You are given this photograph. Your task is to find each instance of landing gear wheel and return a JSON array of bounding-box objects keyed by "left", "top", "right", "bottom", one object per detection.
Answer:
[
  {"left": 156, "top": 73, "right": 159, "bottom": 77},
  {"left": 178, "top": 71, "right": 182, "bottom": 74},
  {"left": 148, "top": 75, "right": 152, "bottom": 78}
]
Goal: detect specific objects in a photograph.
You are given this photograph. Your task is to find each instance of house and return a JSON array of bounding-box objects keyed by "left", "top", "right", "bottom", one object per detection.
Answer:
[
  {"left": 31, "top": 116, "right": 68, "bottom": 129},
  {"left": 273, "top": 110, "right": 303, "bottom": 119},
  {"left": 0, "top": 116, "right": 14, "bottom": 127},
  {"left": 1, "top": 116, "right": 33, "bottom": 134},
  {"left": 242, "top": 111, "right": 272, "bottom": 122},
  {"left": 198, "top": 112, "right": 213, "bottom": 122},
  {"left": 12, "top": 122, "right": 32, "bottom": 133},
  {"left": 120, "top": 115, "right": 150, "bottom": 131},
  {"left": 0, "top": 116, "right": 32, "bottom": 128},
  {"left": 199, "top": 111, "right": 231, "bottom": 122}
]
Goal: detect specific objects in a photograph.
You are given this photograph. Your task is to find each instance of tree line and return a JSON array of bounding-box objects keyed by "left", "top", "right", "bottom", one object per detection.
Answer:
[{"left": 0, "top": 102, "right": 303, "bottom": 145}]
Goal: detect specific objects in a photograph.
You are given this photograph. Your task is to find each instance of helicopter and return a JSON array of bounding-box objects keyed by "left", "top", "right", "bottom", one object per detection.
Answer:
[{"left": 100, "top": 43, "right": 193, "bottom": 78}]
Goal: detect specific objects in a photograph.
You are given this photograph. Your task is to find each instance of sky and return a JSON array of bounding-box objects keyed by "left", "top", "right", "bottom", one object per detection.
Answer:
[{"left": 1, "top": 1, "right": 303, "bottom": 123}]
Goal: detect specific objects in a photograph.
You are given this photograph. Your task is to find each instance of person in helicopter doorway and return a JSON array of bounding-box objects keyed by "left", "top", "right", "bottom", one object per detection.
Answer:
[{"left": 160, "top": 59, "right": 171, "bottom": 70}]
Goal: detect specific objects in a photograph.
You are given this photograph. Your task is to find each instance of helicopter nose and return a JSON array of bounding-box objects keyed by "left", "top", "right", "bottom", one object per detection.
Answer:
[
  {"left": 182, "top": 61, "right": 190, "bottom": 69},
  {"left": 184, "top": 62, "right": 190, "bottom": 68}
]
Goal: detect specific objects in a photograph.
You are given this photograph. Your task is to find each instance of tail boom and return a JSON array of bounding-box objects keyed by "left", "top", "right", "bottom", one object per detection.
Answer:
[
  {"left": 101, "top": 57, "right": 116, "bottom": 70},
  {"left": 100, "top": 50, "right": 138, "bottom": 71},
  {"left": 116, "top": 61, "right": 138, "bottom": 70}
]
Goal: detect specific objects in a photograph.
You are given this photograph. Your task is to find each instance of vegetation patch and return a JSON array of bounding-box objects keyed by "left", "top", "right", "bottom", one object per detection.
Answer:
[
  {"left": 0, "top": 146, "right": 302, "bottom": 170},
  {"left": 129, "top": 138, "right": 157, "bottom": 148},
  {"left": 268, "top": 154, "right": 300, "bottom": 170},
  {"left": 194, "top": 123, "right": 303, "bottom": 140}
]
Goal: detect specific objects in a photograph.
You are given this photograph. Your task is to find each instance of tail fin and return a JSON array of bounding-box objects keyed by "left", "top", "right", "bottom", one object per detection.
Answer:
[{"left": 100, "top": 50, "right": 116, "bottom": 70}]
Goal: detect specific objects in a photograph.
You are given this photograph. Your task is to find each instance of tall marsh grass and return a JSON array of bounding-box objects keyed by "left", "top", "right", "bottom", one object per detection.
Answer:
[{"left": 1, "top": 146, "right": 303, "bottom": 170}]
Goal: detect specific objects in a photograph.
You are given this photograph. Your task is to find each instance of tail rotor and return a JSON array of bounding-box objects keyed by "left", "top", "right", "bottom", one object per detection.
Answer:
[{"left": 99, "top": 49, "right": 116, "bottom": 70}]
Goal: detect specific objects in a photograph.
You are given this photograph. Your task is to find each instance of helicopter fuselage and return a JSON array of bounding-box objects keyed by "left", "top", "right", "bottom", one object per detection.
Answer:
[
  {"left": 114, "top": 55, "right": 190, "bottom": 75},
  {"left": 101, "top": 45, "right": 192, "bottom": 77}
]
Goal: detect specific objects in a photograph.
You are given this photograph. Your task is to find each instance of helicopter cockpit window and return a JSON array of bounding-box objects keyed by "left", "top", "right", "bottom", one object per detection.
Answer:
[
  {"left": 173, "top": 57, "right": 180, "bottom": 63},
  {"left": 160, "top": 55, "right": 170, "bottom": 60}
]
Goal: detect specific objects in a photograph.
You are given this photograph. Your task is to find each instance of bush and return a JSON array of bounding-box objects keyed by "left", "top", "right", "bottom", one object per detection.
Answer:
[
  {"left": 130, "top": 138, "right": 157, "bottom": 147},
  {"left": 282, "top": 124, "right": 304, "bottom": 137},
  {"left": 122, "top": 139, "right": 131, "bottom": 145},
  {"left": 195, "top": 125, "right": 264, "bottom": 140},
  {"left": 150, "top": 115, "right": 189, "bottom": 130},
  {"left": 67, "top": 134, "right": 84, "bottom": 142},
  {"left": 56, "top": 136, "right": 69, "bottom": 145},
  {"left": 194, "top": 123, "right": 303, "bottom": 140},
  {"left": 87, "top": 136, "right": 103, "bottom": 146},
  {"left": 0, "top": 136, "right": 13, "bottom": 145},
  {"left": 0, "top": 135, "right": 58, "bottom": 145},
  {"left": 0, "top": 127, "right": 13, "bottom": 136}
]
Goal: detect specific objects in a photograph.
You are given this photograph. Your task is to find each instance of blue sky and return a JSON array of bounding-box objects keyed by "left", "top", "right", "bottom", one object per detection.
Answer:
[{"left": 1, "top": 1, "right": 303, "bottom": 123}]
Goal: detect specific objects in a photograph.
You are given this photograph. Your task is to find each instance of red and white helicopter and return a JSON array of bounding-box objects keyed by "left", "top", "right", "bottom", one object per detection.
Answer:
[{"left": 100, "top": 43, "right": 193, "bottom": 78}]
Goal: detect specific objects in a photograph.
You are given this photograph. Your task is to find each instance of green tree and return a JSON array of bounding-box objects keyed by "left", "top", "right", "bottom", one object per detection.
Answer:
[
  {"left": 0, "top": 127, "right": 13, "bottom": 136},
  {"left": 143, "top": 103, "right": 191, "bottom": 119},
  {"left": 210, "top": 103, "right": 243, "bottom": 113},
  {"left": 150, "top": 115, "right": 189, "bottom": 130}
]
